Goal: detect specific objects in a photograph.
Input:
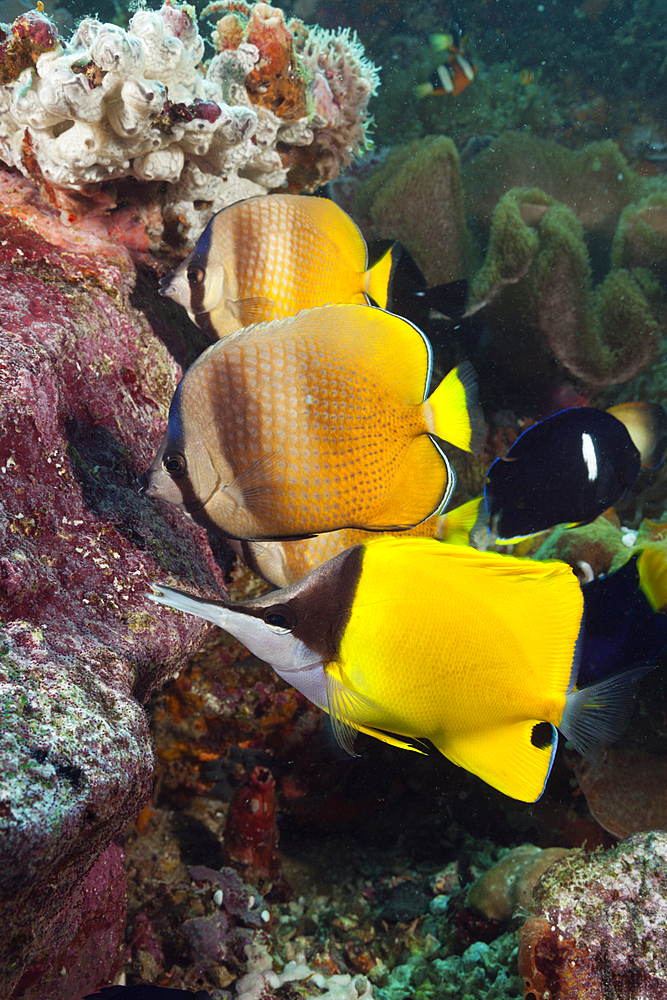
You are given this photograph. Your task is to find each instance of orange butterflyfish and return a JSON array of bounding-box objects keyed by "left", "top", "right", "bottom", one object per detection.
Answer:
[
  {"left": 229, "top": 496, "right": 484, "bottom": 588},
  {"left": 159, "top": 194, "right": 401, "bottom": 340},
  {"left": 138, "top": 304, "right": 485, "bottom": 541},
  {"left": 148, "top": 537, "right": 650, "bottom": 802}
]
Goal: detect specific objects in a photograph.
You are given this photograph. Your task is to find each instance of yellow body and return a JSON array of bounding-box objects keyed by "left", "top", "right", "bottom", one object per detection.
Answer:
[
  {"left": 172, "top": 305, "right": 480, "bottom": 539},
  {"left": 328, "top": 539, "right": 583, "bottom": 801},
  {"left": 177, "top": 195, "right": 395, "bottom": 338},
  {"left": 238, "top": 497, "right": 483, "bottom": 587}
]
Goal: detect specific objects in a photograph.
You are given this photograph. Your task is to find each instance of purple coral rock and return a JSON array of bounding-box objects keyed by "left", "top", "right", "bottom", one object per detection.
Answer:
[
  {"left": 189, "top": 866, "right": 263, "bottom": 925},
  {"left": 519, "top": 831, "right": 667, "bottom": 998},
  {"left": 0, "top": 174, "right": 227, "bottom": 997}
]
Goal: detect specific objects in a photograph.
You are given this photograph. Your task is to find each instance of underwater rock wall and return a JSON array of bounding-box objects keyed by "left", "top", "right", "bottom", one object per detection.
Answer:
[
  {"left": 0, "top": 169, "right": 227, "bottom": 998},
  {"left": 0, "top": 1, "right": 378, "bottom": 245}
]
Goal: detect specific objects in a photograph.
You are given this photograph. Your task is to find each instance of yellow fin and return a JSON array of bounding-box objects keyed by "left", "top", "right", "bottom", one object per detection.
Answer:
[
  {"left": 325, "top": 668, "right": 426, "bottom": 754},
  {"left": 291, "top": 304, "right": 433, "bottom": 405},
  {"left": 364, "top": 243, "right": 400, "bottom": 310},
  {"left": 437, "top": 720, "right": 558, "bottom": 802},
  {"left": 368, "top": 435, "right": 453, "bottom": 527},
  {"left": 436, "top": 495, "right": 484, "bottom": 545},
  {"left": 291, "top": 196, "right": 368, "bottom": 279},
  {"left": 227, "top": 296, "right": 275, "bottom": 326},
  {"left": 638, "top": 544, "right": 667, "bottom": 612},
  {"left": 355, "top": 724, "right": 427, "bottom": 753},
  {"left": 426, "top": 360, "right": 485, "bottom": 453},
  {"left": 325, "top": 669, "right": 382, "bottom": 756}
]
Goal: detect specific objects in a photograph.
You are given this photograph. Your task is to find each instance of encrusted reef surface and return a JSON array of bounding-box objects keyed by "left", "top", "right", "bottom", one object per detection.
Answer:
[
  {"left": 519, "top": 832, "right": 667, "bottom": 999},
  {"left": 0, "top": 169, "right": 228, "bottom": 998},
  {"left": 0, "top": 0, "right": 378, "bottom": 245},
  {"left": 5, "top": 0, "right": 667, "bottom": 996}
]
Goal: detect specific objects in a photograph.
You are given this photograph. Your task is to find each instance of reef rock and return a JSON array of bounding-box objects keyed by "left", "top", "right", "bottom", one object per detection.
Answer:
[
  {"left": 574, "top": 747, "right": 667, "bottom": 840},
  {"left": 0, "top": 0, "right": 379, "bottom": 245},
  {"left": 466, "top": 844, "right": 574, "bottom": 923},
  {"left": 518, "top": 832, "right": 667, "bottom": 999},
  {"left": 0, "top": 169, "right": 227, "bottom": 997}
]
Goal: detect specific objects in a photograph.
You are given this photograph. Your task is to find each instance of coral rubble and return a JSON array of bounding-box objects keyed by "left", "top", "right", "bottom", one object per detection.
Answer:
[{"left": 0, "top": 0, "right": 378, "bottom": 244}]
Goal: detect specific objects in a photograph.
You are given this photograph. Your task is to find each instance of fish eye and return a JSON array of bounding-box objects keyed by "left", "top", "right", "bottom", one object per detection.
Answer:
[
  {"left": 263, "top": 604, "right": 295, "bottom": 633},
  {"left": 187, "top": 266, "right": 205, "bottom": 285},
  {"left": 162, "top": 452, "right": 187, "bottom": 478}
]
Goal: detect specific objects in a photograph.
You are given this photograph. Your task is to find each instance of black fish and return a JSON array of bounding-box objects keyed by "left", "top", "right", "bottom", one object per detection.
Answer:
[
  {"left": 579, "top": 550, "right": 667, "bottom": 687},
  {"left": 485, "top": 408, "right": 640, "bottom": 542}
]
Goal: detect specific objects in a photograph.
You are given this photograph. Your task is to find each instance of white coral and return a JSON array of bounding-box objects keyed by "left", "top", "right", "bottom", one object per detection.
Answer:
[{"left": 0, "top": 1, "right": 379, "bottom": 244}]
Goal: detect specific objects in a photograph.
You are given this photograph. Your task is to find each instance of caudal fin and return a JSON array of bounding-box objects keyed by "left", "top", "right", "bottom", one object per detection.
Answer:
[
  {"left": 426, "top": 360, "right": 485, "bottom": 453},
  {"left": 365, "top": 242, "right": 401, "bottom": 310},
  {"left": 560, "top": 663, "right": 656, "bottom": 765}
]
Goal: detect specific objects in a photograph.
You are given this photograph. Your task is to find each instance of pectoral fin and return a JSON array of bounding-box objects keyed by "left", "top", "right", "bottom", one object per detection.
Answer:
[
  {"left": 227, "top": 296, "right": 276, "bottom": 326},
  {"left": 221, "top": 453, "right": 285, "bottom": 514},
  {"left": 325, "top": 669, "right": 425, "bottom": 756}
]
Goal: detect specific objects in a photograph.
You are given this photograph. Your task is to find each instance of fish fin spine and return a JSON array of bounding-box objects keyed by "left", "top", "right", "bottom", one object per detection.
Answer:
[
  {"left": 561, "top": 662, "right": 656, "bottom": 764},
  {"left": 427, "top": 361, "right": 485, "bottom": 453},
  {"left": 365, "top": 242, "right": 401, "bottom": 311}
]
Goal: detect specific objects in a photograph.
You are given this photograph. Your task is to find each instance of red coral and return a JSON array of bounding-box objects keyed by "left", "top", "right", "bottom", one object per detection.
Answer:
[
  {"left": 245, "top": 5, "right": 307, "bottom": 119},
  {"left": 0, "top": 10, "right": 60, "bottom": 84},
  {"left": 518, "top": 916, "right": 601, "bottom": 1000}
]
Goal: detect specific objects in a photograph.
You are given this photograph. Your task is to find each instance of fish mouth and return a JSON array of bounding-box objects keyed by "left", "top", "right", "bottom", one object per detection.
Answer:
[{"left": 158, "top": 275, "right": 171, "bottom": 297}]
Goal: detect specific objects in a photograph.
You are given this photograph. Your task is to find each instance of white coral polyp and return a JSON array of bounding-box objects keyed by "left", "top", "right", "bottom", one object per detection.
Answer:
[
  {"left": 91, "top": 24, "right": 145, "bottom": 78},
  {"left": 0, "top": 1, "right": 379, "bottom": 244},
  {"left": 134, "top": 147, "right": 185, "bottom": 183}
]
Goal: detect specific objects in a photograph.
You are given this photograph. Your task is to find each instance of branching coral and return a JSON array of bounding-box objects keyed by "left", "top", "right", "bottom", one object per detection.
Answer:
[{"left": 0, "top": 0, "right": 379, "bottom": 245}]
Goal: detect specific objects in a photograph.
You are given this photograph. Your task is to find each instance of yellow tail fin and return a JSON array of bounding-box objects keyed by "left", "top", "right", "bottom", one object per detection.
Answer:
[
  {"left": 638, "top": 544, "right": 667, "bottom": 612},
  {"left": 436, "top": 495, "right": 485, "bottom": 545},
  {"left": 426, "top": 360, "right": 485, "bottom": 453},
  {"left": 364, "top": 243, "right": 400, "bottom": 310}
]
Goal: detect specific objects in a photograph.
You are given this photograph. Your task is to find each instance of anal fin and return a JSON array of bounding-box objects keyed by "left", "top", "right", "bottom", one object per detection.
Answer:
[{"left": 434, "top": 720, "right": 558, "bottom": 802}]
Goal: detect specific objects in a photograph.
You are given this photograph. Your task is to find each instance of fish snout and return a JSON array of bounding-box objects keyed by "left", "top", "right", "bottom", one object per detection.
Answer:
[
  {"left": 158, "top": 274, "right": 172, "bottom": 297},
  {"left": 137, "top": 470, "right": 162, "bottom": 498}
]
